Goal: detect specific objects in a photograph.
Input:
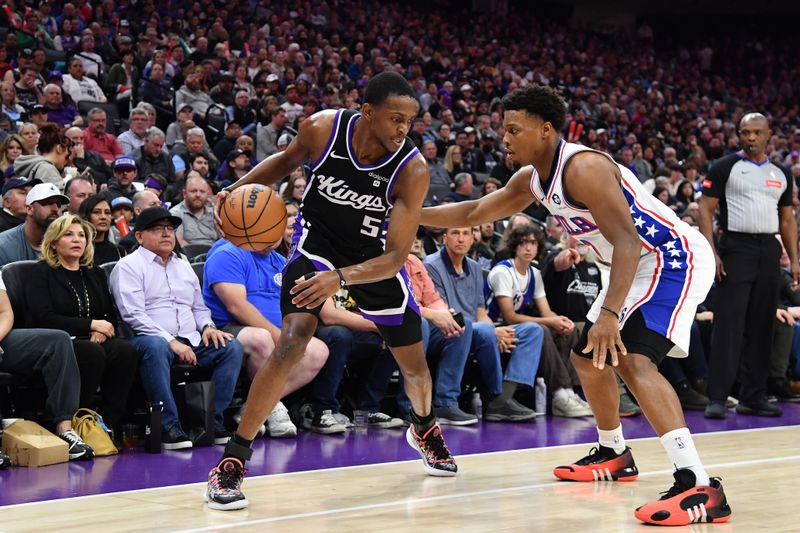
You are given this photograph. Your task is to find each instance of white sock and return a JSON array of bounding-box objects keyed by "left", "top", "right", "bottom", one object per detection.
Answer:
[
  {"left": 660, "top": 427, "right": 710, "bottom": 486},
  {"left": 597, "top": 425, "right": 626, "bottom": 455}
]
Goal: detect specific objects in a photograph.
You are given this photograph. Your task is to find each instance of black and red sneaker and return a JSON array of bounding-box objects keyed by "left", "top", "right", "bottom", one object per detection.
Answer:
[
  {"left": 206, "top": 457, "right": 248, "bottom": 511},
  {"left": 554, "top": 445, "right": 639, "bottom": 482},
  {"left": 405, "top": 424, "right": 457, "bottom": 477},
  {"left": 635, "top": 469, "right": 732, "bottom": 526}
]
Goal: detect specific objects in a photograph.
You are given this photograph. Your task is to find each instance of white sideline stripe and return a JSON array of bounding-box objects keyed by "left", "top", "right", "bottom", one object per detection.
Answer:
[
  {"left": 174, "top": 453, "right": 800, "bottom": 532},
  {"left": 2, "top": 424, "right": 797, "bottom": 510}
]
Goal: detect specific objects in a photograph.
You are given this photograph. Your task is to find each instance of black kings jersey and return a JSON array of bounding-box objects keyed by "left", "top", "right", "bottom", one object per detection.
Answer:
[{"left": 290, "top": 109, "right": 420, "bottom": 265}]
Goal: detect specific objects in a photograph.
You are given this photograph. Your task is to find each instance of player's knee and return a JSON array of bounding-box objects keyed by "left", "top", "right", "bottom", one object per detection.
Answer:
[
  {"left": 274, "top": 327, "right": 313, "bottom": 363},
  {"left": 616, "top": 353, "right": 657, "bottom": 383}
]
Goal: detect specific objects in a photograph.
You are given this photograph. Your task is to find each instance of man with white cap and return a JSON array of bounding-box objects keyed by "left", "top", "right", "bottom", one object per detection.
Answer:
[{"left": 0, "top": 182, "right": 67, "bottom": 266}]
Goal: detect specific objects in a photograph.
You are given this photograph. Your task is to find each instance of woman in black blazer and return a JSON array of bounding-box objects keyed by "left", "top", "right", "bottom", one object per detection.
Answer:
[{"left": 26, "top": 214, "right": 139, "bottom": 436}]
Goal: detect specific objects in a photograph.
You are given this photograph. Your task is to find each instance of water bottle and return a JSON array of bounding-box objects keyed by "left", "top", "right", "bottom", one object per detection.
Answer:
[
  {"left": 534, "top": 378, "right": 547, "bottom": 415},
  {"left": 471, "top": 392, "right": 483, "bottom": 418},
  {"left": 145, "top": 401, "right": 163, "bottom": 454}
]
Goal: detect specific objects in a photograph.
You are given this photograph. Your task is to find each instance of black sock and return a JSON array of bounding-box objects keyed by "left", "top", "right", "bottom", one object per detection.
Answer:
[
  {"left": 410, "top": 408, "right": 435, "bottom": 434},
  {"left": 221, "top": 432, "right": 254, "bottom": 465}
]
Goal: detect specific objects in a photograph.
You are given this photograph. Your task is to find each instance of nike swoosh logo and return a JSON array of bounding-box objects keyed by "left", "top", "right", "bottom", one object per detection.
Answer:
[{"left": 330, "top": 151, "right": 349, "bottom": 160}]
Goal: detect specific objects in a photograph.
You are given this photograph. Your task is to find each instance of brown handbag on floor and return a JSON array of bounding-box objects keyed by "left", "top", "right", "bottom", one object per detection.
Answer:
[{"left": 71, "top": 408, "right": 118, "bottom": 456}]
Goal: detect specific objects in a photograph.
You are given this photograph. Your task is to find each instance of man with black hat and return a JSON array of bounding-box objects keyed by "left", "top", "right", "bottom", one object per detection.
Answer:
[
  {"left": 0, "top": 182, "right": 66, "bottom": 266},
  {"left": 110, "top": 206, "right": 244, "bottom": 450},
  {"left": 219, "top": 149, "right": 251, "bottom": 188},
  {"left": 28, "top": 103, "right": 49, "bottom": 128},
  {"left": 0, "top": 176, "right": 41, "bottom": 232}
]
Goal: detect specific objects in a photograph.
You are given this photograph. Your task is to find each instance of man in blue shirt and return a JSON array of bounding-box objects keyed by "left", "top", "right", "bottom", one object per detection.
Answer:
[
  {"left": 424, "top": 227, "right": 543, "bottom": 421},
  {"left": 203, "top": 238, "right": 329, "bottom": 438}
]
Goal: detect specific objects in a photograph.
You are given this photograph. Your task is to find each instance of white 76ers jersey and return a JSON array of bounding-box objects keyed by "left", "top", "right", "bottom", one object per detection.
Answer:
[{"left": 528, "top": 140, "right": 715, "bottom": 358}]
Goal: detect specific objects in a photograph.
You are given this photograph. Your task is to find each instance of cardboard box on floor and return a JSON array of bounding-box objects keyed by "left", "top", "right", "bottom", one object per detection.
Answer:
[{"left": 1, "top": 420, "right": 68, "bottom": 467}]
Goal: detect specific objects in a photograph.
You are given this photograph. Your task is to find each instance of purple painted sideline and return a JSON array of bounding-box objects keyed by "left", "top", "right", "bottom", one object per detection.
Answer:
[{"left": 1, "top": 403, "right": 798, "bottom": 507}]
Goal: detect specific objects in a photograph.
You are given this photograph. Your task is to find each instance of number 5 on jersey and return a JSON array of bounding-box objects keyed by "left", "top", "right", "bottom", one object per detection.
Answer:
[{"left": 361, "top": 215, "right": 382, "bottom": 237}]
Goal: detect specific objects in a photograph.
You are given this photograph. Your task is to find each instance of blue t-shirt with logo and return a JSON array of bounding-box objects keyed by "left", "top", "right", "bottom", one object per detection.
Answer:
[{"left": 203, "top": 239, "right": 285, "bottom": 327}]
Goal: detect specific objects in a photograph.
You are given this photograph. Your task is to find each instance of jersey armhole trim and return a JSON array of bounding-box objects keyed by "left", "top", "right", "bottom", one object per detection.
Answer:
[{"left": 311, "top": 108, "right": 343, "bottom": 171}]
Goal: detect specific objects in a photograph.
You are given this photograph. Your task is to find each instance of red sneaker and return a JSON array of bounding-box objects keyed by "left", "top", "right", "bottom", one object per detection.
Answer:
[
  {"left": 635, "top": 469, "right": 732, "bottom": 526},
  {"left": 554, "top": 445, "right": 639, "bottom": 482}
]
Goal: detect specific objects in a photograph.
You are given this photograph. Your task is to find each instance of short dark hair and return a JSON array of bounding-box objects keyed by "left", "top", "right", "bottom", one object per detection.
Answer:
[
  {"left": 364, "top": 71, "right": 417, "bottom": 107},
  {"left": 502, "top": 85, "right": 567, "bottom": 132}
]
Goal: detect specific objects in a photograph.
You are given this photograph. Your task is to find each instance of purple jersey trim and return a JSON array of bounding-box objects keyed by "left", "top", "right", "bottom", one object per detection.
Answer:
[
  {"left": 385, "top": 146, "right": 420, "bottom": 206},
  {"left": 311, "top": 109, "right": 343, "bottom": 170}
]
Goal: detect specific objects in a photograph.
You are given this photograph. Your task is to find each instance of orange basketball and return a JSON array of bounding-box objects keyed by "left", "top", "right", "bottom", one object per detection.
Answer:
[{"left": 220, "top": 184, "right": 287, "bottom": 251}]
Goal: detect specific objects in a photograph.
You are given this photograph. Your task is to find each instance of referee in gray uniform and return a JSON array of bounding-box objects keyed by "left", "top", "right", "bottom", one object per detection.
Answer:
[{"left": 698, "top": 112, "right": 799, "bottom": 419}]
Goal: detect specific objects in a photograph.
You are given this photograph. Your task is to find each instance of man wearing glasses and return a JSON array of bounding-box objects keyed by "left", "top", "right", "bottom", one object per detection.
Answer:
[{"left": 110, "top": 207, "right": 244, "bottom": 450}]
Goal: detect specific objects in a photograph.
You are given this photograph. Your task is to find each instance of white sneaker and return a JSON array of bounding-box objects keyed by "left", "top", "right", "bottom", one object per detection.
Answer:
[
  {"left": 267, "top": 401, "right": 297, "bottom": 438},
  {"left": 233, "top": 404, "right": 266, "bottom": 438},
  {"left": 571, "top": 391, "right": 593, "bottom": 412},
  {"left": 552, "top": 390, "right": 594, "bottom": 417}
]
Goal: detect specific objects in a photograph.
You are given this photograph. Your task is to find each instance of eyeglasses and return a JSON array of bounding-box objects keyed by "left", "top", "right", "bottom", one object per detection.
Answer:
[{"left": 146, "top": 224, "right": 176, "bottom": 233}]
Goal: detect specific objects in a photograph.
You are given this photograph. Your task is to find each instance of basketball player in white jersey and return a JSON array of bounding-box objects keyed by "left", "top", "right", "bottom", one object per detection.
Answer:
[{"left": 420, "top": 85, "right": 732, "bottom": 526}]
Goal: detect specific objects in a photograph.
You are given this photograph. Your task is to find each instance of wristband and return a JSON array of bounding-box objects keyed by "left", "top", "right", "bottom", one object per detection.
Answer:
[
  {"left": 334, "top": 268, "right": 347, "bottom": 288},
  {"left": 600, "top": 306, "right": 619, "bottom": 320}
]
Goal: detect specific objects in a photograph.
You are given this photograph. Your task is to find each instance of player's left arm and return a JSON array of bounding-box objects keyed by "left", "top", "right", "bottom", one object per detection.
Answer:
[
  {"left": 566, "top": 153, "right": 642, "bottom": 369},
  {"left": 289, "top": 154, "right": 429, "bottom": 309}
]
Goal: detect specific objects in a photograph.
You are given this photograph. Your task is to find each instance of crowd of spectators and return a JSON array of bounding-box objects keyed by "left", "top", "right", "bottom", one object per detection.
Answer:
[{"left": 0, "top": 0, "right": 798, "bottom": 464}]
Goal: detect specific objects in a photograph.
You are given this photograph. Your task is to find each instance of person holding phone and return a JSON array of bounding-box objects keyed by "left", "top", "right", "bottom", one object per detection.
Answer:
[{"left": 402, "top": 250, "right": 477, "bottom": 425}]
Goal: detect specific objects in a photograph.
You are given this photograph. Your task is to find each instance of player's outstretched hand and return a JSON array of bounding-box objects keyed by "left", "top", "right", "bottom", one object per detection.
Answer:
[
  {"left": 214, "top": 190, "right": 230, "bottom": 237},
  {"left": 291, "top": 271, "right": 340, "bottom": 309},
  {"left": 582, "top": 314, "right": 626, "bottom": 370}
]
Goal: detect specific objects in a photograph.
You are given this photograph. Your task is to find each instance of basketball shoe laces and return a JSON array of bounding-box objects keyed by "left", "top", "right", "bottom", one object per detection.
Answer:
[
  {"left": 575, "top": 446, "right": 617, "bottom": 465},
  {"left": 658, "top": 471, "right": 718, "bottom": 501},
  {"left": 419, "top": 425, "right": 452, "bottom": 462},
  {"left": 213, "top": 459, "right": 247, "bottom": 495}
]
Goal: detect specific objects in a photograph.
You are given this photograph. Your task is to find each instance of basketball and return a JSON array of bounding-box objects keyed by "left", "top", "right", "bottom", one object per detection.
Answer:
[{"left": 220, "top": 184, "right": 287, "bottom": 251}]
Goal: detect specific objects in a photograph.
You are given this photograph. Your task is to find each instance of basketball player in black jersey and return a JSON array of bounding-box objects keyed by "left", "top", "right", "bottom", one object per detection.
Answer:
[{"left": 205, "top": 72, "right": 457, "bottom": 510}]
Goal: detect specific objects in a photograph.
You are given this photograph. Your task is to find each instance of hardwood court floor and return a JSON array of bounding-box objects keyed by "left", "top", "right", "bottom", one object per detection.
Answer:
[{"left": 2, "top": 425, "right": 797, "bottom": 532}]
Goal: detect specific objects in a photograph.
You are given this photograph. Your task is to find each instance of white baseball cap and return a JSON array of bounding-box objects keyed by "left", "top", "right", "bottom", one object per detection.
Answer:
[{"left": 26, "top": 183, "right": 69, "bottom": 206}]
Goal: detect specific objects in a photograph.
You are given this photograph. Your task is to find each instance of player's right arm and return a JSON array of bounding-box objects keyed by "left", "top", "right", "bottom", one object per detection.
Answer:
[
  {"left": 215, "top": 111, "right": 336, "bottom": 233},
  {"left": 419, "top": 166, "right": 536, "bottom": 228}
]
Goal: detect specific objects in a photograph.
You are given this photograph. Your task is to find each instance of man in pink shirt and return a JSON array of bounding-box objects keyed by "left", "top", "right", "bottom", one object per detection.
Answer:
[{"left": 83, "top": 108, "right": 123, "bottom": 164}]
